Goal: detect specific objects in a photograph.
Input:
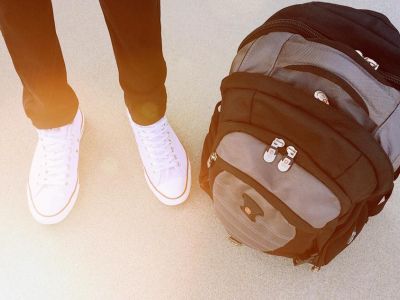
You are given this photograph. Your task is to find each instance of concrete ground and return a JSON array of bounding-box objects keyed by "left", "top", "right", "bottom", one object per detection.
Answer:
[{"left": 0, "top": 0, "right": 399, "bottom": 299}]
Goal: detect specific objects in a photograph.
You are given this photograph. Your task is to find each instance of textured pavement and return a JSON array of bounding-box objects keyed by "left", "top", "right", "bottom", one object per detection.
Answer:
[{"left": 0, "top": 1, "right": 399, "bottom": 299}]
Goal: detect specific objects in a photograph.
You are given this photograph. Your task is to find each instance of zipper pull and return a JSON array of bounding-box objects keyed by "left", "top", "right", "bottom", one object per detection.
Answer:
[
  {"left": 347, "top": 229, "right": 357, "bottom": 245},
  {"left": 278, "top": 146, "right": 297, "bottom": 172},
  {"left": 314, "top": 91, "right": 330, "bottom": 105},
  {"left": 355, "top": 50, "right": 364, "bottom": 57},
  {"left": 365, "top": 57, "right": 379, "bottom": 70},
  {"left": 263, "top": 138, "right": 285, "bottom": 163},
  {"left": 207, "top": 152, "right": 218, "bottom": 168},
  {"left": 356, "top": 50, "right": 379, "bottom": 70},
  {"left": 228, "top": 236, "right": 242, "bottom": 246}
]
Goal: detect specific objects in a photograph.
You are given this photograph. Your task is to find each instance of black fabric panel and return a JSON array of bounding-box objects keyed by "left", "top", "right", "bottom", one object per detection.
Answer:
[
  {"left": 316, "top": 203, "right": 369, "bottom": 267},
  {"left": 270, "top": 227, "right": 320, "bottom": 260},
  {"left": 268, "top": 2, "right": 400, "bottom": 84},
  {"left": 336, "top": 156, "right": 376, "bottom": 201}
]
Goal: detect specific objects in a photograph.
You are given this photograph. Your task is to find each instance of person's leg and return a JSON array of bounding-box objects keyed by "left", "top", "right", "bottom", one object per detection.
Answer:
[
  {"left": 99, "top": 0, "right": 166, "bottom": 125},
  {"left": 0, "top": 0, "right": 83, "bottom": 224},
  {"left": 99, "top": 0, "right": 191, "bottom": 205},
  {"left": 0, "top": 0, "right": 78, "bottom": 129}
]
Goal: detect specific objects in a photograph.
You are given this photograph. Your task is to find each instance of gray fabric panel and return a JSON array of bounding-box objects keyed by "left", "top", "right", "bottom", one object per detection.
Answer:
[
  {"left": 272, "top": 68, "right": 376, "bottom": 131},
  {"left": 213, "top": 171, "right": 295, "bottom": 251},
  {"left": 230, "top": 40, "right": 255, "bottom": 74},
  {"left": 374, "top": 105, "right": 400, "bottom": 170},
  {"left": 230, "top": 32, "right": 293, "bottom": 74},
  {"left": 275, "top": 34, "right": 400, "bottom": 126},
  {"left": 216, "top": 132, "right": 341, "bottom": 228}
]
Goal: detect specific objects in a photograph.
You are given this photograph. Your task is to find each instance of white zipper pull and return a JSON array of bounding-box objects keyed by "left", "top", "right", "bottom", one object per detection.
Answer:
[
  {"left": 356, "top": 50, "right": 379, "bottom": 70},
  {"left": 278, "top": 146, "right": 298, "bottom": 172},
  {"left": 228, "top": 236, "right": 242, "bottom": 246},
  {"left": 263, "top": 138, "right": 285, "bottom": 163},
  {"left": 356, "top": 50, "right": 364, "bottom": 58},
  {"left": 207, "top": 152, "right": 218, "bottom": 168},
  {"left": 314, "top": 91, "right": 330, "bottom": 105},
  {"left": 365, "top": 57, "right": 379, "bottom": 70}
]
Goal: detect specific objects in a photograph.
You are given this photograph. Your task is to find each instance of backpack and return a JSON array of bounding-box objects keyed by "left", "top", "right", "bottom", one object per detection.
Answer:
[{"left": 199, "top": 2, "right": 400, "bottom": 269}]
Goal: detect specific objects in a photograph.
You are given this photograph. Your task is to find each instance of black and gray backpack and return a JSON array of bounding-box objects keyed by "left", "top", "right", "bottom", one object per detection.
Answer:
[{"left": 199, "top": 2, "right": 400, "bottom": 269}]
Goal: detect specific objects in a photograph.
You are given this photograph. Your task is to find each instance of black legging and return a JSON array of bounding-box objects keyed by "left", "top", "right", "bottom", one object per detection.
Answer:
[{"left": 0, "top": 0, "right": 167, "bottom": 128}]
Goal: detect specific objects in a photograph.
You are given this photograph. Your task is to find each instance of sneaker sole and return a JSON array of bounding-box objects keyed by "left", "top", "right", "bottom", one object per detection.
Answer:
[
  {"left": 144, "top": 160, "right": 191, "bottom": 206},
  {"left": 27, "top": 181, "right": 80, "bottom": 225},
  {"left": 27, "top": 109, "right": 85, "bottom": 225}
]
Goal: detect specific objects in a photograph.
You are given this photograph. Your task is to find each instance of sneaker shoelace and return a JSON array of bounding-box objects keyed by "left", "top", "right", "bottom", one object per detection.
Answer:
[
  {"left": 37, "top": 127, "right": 74, "bottom": 186},
  {"left": 137, "top": 120, "right": 179, "bottom": 174}
]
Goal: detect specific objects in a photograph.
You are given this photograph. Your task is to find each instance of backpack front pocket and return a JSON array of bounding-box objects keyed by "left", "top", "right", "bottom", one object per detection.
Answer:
[{"left": 212, "top": 131, "right": 342, "bottom": 229}]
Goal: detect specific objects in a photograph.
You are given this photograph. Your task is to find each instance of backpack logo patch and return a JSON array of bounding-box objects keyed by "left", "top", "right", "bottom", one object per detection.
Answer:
[{"left": 241, "top": 193, "right": 264, "bottom": 222}]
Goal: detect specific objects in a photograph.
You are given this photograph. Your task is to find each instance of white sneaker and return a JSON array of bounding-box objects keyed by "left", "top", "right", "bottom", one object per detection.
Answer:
[
  {"left": 127, "top": 112, "right": 191, "bottom": 206},
  {"left": 27, "top": 109, "right": 84, "bottom": 224}
]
